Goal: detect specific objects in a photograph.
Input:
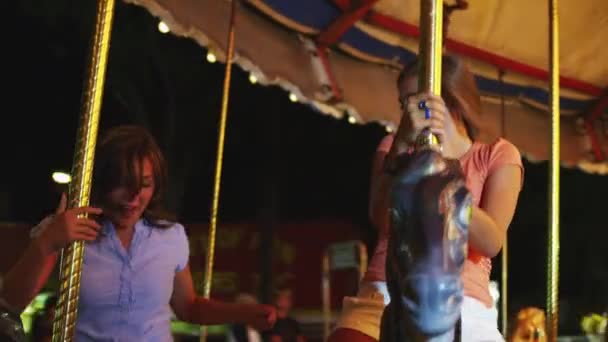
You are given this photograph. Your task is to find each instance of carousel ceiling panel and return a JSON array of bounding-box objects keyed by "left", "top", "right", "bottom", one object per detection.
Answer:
[
  {"left": 123, "top": 0, "right": 608, "bottom": 174},
  {"left": 372, "top": 0, "right": 608, "bottom": 88}
]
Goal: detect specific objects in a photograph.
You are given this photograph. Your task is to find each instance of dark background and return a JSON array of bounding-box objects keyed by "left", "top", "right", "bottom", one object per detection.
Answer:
[{"left": 2, "top": 0, "right": 607, "bottom": 335}]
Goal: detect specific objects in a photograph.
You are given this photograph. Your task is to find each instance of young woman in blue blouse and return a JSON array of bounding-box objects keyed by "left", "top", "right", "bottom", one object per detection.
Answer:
[{"left": 1, "top": 125, "right": 276, "bottom": 341}]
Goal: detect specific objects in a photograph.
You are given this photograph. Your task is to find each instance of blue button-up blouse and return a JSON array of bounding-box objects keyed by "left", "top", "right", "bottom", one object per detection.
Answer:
[{"left": 74, "top": 219, "right": 189, "bottom": 341}]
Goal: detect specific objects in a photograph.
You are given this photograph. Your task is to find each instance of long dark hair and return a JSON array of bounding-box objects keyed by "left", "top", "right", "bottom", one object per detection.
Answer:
[
  {"left": 397, "top": 54, "right": 483, "bottom": 141},
  {"left": 92, "top": 125, "right": 175, "bottom": 228}
]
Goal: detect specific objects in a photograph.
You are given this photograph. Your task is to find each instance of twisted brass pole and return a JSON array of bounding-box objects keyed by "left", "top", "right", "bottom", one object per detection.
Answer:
[
  {"left": 547, "top": 0, "right": 561, "bottom": 340},
  {"left": 52, "top": 0, "right": 115, "bottom": 341}
]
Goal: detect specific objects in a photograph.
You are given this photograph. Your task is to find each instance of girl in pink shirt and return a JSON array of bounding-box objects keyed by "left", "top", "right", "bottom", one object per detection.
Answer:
[{"left": 328, "top": 55, "right": 523, "bottom": 342}]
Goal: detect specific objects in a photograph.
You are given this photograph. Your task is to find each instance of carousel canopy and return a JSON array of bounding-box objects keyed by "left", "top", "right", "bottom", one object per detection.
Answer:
[{"left": 125, "top": 0, "right": 608, "bottom": 174}]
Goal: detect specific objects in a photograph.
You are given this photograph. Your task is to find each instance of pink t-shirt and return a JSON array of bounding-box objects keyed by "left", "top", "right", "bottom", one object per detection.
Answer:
[{"left": 364, "top": 134, "right": 523, "bottom": 308}]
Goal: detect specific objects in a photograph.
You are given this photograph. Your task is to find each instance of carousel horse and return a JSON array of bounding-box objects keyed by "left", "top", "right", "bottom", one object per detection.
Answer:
[
  {"left": 510, "top": 307, "right": 546, "bottom": 342},
  {"left": 379, "top": 144, "right": 471, "bottom": 342},
  {"left": 0, "top": 298, "right": 25, "bottom": 342}
]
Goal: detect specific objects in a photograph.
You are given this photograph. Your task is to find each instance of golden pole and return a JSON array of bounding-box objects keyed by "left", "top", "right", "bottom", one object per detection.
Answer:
[
  {"left": 502, "top": 238, "right": 508, "bottom": 336},
  {"left": 200, "top": 1, "right": 237, "bottom": 341},
  {"left": 416, "top": 0, "right": 443, "bottom": 149},
  {"left": 321, "top": 242, "right": 368, "bottom": 340},
  {"left": 418, "top": 0, "right": 443, "bottom": 95},
  {"left": 356, "top": 241, "right": 368, "bottom": 281},
  {"left": 547, "top": 0, "right": 560, "bottom": 340},
  {"left": 321, "top": 253, "right": 331, "bottom": 341},
  {"left": 499, "top": 69, "right": 509, "bottom": 338},
  {"left": 52, "top": 0, "right": 115, "bottom": 341}
]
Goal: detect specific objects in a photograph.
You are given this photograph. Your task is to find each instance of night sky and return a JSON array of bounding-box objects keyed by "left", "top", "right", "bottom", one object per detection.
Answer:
[{"left": 3, "top": 1, "right": 607, "bottom": 334}]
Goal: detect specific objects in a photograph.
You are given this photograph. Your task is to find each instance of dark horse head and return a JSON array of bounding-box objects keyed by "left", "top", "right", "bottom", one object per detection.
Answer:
[{"left": 380, "top": 148, "right": 471, "bottom": 341}]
